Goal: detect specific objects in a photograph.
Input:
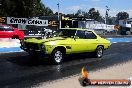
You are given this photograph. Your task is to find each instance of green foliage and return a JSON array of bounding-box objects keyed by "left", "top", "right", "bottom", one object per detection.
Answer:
[
  {"left": 116, "top": 12, "right": 129, "bottom": 20},
  {"left": 74, "top": 8, "right": 102, "bottom": 22},
  {"left": 88, "top": 8, "right": 100, "bottom": 21},
  {"left": 0, "top": 0, "right": 53, "bottom": 17}
]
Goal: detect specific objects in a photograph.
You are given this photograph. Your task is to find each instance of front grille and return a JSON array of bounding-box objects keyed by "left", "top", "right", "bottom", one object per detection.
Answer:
[{"left": 24, "top": 42, "right": 39, "bottom": 50}]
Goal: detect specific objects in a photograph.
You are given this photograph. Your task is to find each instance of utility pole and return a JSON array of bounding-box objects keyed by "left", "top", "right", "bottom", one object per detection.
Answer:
[
  {"left": 104, "top": 6, "right": 110, "bottom": 35},
  {"left": 57, "top": 3, "right": 59, "bottom": 21},
  {"left": 57, "top": 1, "right": 61, "bottom": 29},
  {"left": 105, "top": 6, "right": 110, "bottom": 24}
]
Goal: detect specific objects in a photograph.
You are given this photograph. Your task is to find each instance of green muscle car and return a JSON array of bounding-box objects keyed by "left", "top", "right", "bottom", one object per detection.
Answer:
[{"left": 20, "top": 28, "right": 110, "bottom": 64}]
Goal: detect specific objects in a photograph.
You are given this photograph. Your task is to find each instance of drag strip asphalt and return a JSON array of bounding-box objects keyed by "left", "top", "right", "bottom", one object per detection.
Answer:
[{"left": 0, "top": 42, "right": 132, "bottom": 88}]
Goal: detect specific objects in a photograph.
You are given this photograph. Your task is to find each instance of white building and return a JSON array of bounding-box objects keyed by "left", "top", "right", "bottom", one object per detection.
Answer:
[
  {"left": 119, "top": 18, "right": 132, "bottom": 28},
  {"left": 78, "top": 20, "right": 115, "bottom": 32}
]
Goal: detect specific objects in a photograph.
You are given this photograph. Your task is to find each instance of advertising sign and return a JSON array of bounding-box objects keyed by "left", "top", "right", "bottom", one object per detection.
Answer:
[
  {"left": 0, "top": 17, "right": 7, "bottom": 24},
  {"left": 7, "top": 17, "right": 48, "bottom": 26}
]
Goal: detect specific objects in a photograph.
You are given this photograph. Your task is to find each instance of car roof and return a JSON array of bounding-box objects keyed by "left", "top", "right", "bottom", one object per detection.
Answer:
[{"left": 60, "top": 28, "right": 94, "bottom": 31}]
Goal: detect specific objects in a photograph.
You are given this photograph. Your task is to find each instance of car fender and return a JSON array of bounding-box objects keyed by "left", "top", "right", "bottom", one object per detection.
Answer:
[{"left": 45, "top": 44, "right": 72, "bottom": 54}]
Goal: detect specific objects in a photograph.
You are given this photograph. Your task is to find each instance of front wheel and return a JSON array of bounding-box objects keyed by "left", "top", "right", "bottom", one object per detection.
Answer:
[
  {"left": 94, "top": 46, "right": 104, "bottom": 58},
  {"left": 52, "top": 49, "right": 64, "bottom": 64}
]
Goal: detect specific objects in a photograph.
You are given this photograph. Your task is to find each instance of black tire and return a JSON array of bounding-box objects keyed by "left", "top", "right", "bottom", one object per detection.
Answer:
[
  {"left": 94, "top": 46, "right": 104, "bottom": 58},
  {"left": 80, "top": 78, "right": 91, "bottom": 86},
  {"left": 52, "top": 49, "right": 64, "bottom": 64},
  {"left": 12, "top": 35, "right": 19, "bottom": 39}
]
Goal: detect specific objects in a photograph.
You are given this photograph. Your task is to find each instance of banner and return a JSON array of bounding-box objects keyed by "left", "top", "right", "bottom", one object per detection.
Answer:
[
  {"left": 0, "top": 17, "right": 7, "bottom": 24},
  {"left": 7, "top": 17, "right": 48, "bottom": 26}
]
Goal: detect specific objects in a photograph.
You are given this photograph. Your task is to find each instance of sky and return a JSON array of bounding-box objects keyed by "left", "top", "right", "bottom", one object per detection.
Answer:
[{"left": 42, "top": 0, "right": 132, "bottom": 17}]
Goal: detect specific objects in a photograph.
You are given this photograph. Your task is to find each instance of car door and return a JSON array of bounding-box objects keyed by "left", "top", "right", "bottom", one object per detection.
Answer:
[
  {"left": 4, "top": 26, "right": 14, "bottom": 38},
  {"left": 71, "top": 30, "right": 89, "bottom": 53},
  {"left": 85, "top": 31, "right": 98, "bottom": 52}
]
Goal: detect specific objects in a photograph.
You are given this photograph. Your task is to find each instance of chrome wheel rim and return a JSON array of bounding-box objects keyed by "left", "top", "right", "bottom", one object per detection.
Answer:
[
  {"left": 54, "top": 51, "right": 63, "bottom": 63},
  {"left": 97, "top": 47, "right": 103, "bottom": 57}
]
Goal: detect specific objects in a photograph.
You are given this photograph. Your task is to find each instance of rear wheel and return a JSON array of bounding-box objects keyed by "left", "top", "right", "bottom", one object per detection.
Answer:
[
  {"left": 52, "top": 49, "right": 64, "bottom": 64},
  {"left": 94, "top": 46, "right": 104, "bottom": 58}
]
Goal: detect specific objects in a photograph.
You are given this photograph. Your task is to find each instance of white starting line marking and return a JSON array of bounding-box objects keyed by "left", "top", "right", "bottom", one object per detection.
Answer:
[
  {"left": 112, "top": 42, "right": 117, "bottom": 43},
  {"left": 107, "top": 38, "right": 113, "bottom": 39}
]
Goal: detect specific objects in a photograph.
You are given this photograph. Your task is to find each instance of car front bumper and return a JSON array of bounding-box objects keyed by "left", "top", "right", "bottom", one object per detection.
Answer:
[{"left": 20, "top": 46, "right": 48, "bottom": 55}]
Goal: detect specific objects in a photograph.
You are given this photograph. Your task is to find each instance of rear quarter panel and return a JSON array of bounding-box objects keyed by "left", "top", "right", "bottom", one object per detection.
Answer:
[
  {"left": 98, "top": 38, "right": 111, "bottom": 49},
  {"left": 14, "top": 28, "right": 24, "bottom": 39},
  {"left": 93, "top": 31, "right": 110, "bottom": 49}
]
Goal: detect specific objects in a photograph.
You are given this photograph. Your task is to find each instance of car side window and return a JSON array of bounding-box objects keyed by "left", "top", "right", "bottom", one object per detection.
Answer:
[
  {"left": 85, "top": 31, "right": 97, "bottom": 39},
  {"left": 4, "top": 27, "right": 14, "bottom": 31},
  {"left": 76, "top": 30, "right": 85, "bottom": 39},
  {"left": 0, "top": 26, "right": 5, "bottom": 31}
]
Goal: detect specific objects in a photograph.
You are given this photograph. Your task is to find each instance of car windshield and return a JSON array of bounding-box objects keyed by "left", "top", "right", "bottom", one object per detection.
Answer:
[{"left": 54, "top": 29, "right": 76, "bottom": 38}]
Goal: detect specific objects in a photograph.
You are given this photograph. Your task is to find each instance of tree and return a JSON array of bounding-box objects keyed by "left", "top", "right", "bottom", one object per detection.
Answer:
[
  {"left": 74, "top": 9, "right": 89, "bottom": 17},
  {"left": 75, "top": 9, "right": 82, "bottom": 17},
  {"left": 65, "top": 13, "right": 75, "bottom": 18},
  {"left": 116, "top": 12, "right": 129, "bottom": 20},
  {"left": 0, "top": 0, "right": 53, "bottom": 17},
  {"left": 88, "top": 8, "right": 101, "bottom": 21},
  {"left": 73, "top": 8, "right": 102, "bottom": 21}
]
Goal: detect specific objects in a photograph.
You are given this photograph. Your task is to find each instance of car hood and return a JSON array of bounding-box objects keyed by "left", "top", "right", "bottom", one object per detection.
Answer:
[{"left": 24, "top": 37, "right": 66, "bottom": 44}]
